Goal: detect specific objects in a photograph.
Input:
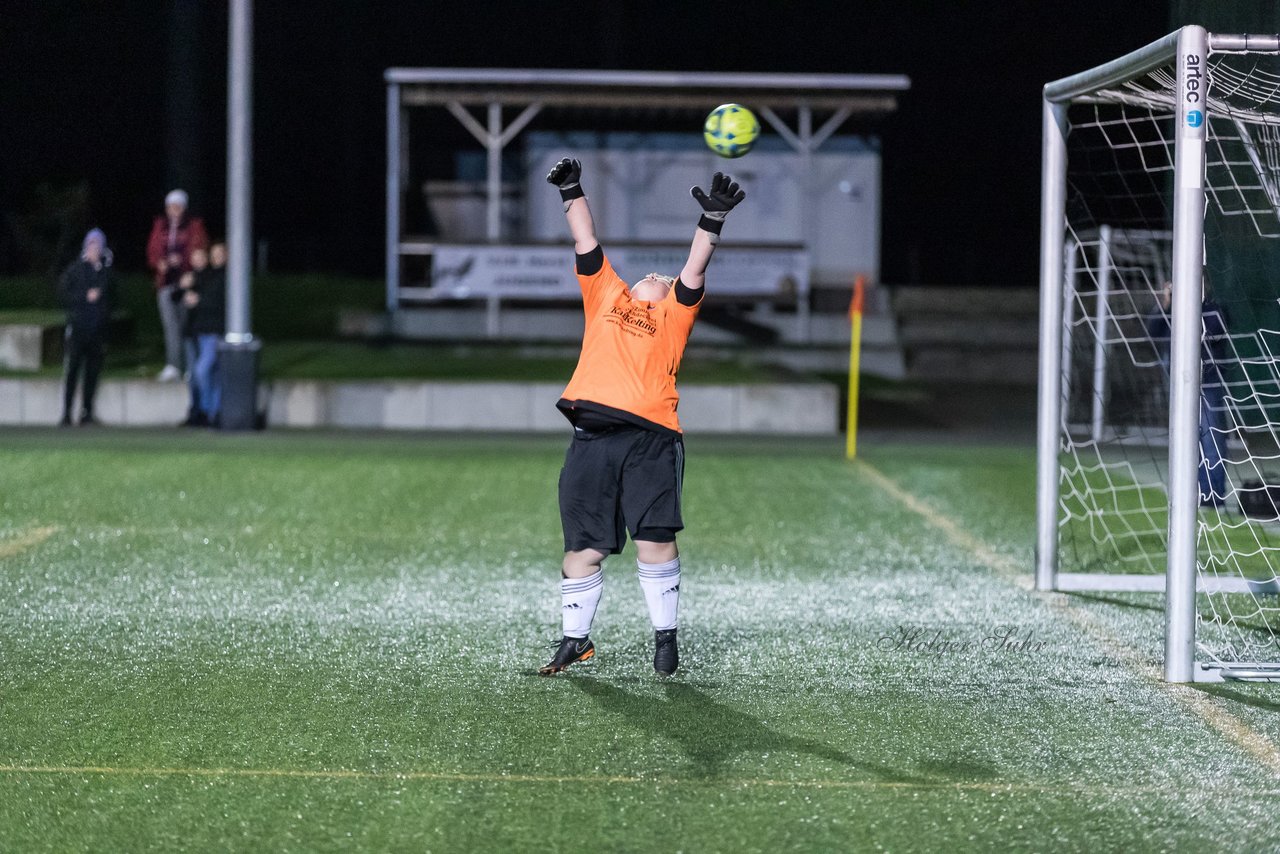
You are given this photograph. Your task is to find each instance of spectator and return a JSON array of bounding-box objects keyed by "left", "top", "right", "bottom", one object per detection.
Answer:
[
  {"left": 146, "top": 188, "right": 207, "bottom": 382},
  {"left": 57, "top": 228, "right": 115, "bottom": 427},
  {"left": 181, "top": 241, "right": 226, "bottom": 427},
  {"left": 1147, "top": 280, "right": 1231, "bottom": 507},
  {"left": 175, "top": 247, "right": 208, "bottom": 426}
]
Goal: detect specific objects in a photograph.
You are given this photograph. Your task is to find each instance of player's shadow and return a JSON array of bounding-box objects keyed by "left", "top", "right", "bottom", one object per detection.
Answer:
[{"left": 572, "top": 676, "right": 926, "bottom": 784}]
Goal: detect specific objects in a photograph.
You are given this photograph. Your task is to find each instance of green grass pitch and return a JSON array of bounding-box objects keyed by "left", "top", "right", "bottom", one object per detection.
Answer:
[{"left": 1, "top": 429, "right": 1279, "bottom": 851}]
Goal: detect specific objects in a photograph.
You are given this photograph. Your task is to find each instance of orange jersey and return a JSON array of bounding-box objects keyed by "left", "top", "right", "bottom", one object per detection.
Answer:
[{"left": 559, "top": 251, "right": 702, "bottom": 433}]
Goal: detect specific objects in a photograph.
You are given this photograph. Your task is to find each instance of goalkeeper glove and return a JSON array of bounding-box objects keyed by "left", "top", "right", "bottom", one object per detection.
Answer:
[
  {"left": 547, "top": 157, "right": 585, "bottom": 206},
  {"left": 691, "top": 172, "right": 746, "bottom": 235}
]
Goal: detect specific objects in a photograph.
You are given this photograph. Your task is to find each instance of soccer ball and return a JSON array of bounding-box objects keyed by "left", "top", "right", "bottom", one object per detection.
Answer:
[{"left": 703, "top": 103, "right": 759, "bottom": 159}]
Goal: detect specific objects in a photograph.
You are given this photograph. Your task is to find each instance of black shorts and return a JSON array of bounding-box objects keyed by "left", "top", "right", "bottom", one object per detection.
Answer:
[{"left": 558, "top": 426, "right": 685, "bottom": 554}]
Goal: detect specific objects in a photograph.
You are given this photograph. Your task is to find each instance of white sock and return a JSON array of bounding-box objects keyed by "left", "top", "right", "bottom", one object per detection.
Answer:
[
  {"left": 561, "top": 569, "right": 603, "bottom": 639},
  {"left": 637, "top": 557, "right": 680, "bottom": 631}
]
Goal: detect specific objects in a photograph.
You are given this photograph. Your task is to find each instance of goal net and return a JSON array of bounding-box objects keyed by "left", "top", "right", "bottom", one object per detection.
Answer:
[{"left": 1037, "top": 27, "right": 1280, "bottom": 682}]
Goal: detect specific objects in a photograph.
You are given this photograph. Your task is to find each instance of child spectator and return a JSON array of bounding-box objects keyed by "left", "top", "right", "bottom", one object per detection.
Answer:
[
  {"left": 181, "top": 241, "right": 226, "bottom": 426},
  {"left": 176, "top": 247, "right": 209, "bottom": 426}
]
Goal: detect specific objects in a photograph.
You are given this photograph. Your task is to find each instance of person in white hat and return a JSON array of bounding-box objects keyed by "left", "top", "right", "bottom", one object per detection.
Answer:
[{"left": 145, "top": 189, "right": 207, "bottom": 381}]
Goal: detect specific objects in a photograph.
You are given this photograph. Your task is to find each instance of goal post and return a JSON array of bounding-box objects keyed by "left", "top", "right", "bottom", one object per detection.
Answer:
[{"left": 1036, "top": 26, "right": 1280, "bottom": 683}]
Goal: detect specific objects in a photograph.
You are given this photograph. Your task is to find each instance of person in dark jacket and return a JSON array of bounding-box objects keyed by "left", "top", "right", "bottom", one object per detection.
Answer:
[
  {"left": 1147, "top": 280, "right": 1231, "bottom": 507},
  {"left": 58, "top": 228, "right": 115, "bottom": 426},
  {"left": 180, "top": 241, "right": 226, "bottom": 426}
]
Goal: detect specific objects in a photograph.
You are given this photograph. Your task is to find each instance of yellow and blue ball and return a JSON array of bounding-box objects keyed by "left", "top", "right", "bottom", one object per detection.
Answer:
[{"left": 703, "top": 103, "right": 759, "bottom": 159}]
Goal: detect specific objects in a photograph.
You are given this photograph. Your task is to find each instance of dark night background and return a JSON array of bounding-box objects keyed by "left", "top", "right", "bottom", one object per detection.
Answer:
[{"left": 0, "top": 1, "right": 1266, "bottom": 287}]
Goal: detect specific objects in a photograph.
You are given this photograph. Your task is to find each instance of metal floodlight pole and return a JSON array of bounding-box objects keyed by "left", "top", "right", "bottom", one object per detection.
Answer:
[
  {"left": 1035, "top": 96, "right": 1069, "bottom": 592},
  {"left": 226, "top": 0, "right": 252, "bottom": 342},
  {"left": 1165, "top": 25, "right": 1209, "bottom": 683},
  {"left": 219, "top": 0, "right": 261, "bottom": 431}
]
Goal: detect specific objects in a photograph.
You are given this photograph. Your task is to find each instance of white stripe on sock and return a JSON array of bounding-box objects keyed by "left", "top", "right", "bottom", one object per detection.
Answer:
[
  {"left": 637, "top": 557, "right": 680, "bottom": 631},
  {"left": 561, "top": 569, "right": 603, "bottom": 638}
]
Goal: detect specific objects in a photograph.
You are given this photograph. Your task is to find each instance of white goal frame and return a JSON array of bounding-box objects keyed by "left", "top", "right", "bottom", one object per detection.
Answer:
[{"left": 1035, "top": 26, "right": 1280, "bottom": 683}]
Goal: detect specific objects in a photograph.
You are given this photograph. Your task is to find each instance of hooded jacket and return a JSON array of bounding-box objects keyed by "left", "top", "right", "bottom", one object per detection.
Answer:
[{"left": 57, "top": 256, "right": 115, "bottom": 333}]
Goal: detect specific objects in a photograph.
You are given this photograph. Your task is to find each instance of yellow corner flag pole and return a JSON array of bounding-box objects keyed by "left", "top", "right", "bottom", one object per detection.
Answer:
[{"left": 846, "top": 276, "right": 867, "bottom": 460}]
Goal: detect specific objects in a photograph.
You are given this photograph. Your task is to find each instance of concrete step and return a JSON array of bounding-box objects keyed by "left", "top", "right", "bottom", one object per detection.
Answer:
[
  {"left": 1, "top": 377, "right": 840, "bottom": 435},
  {"left": 271, "top": 379, "right": 840, "bottom": 435},
  {"left": 0, "top": 378, "right": 191, "bottom": 424}
]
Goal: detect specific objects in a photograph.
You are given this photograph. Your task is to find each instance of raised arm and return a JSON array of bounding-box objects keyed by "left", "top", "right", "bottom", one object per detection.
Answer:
[
  {"left": 680, "top": 172, "right": 746, "bottom": 290},
  {"left": 547, "top": 158, "right": 598, "bottom": 255}
]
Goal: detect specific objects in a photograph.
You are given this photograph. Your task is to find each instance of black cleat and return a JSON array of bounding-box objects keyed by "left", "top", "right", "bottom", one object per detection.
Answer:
[
  {"left": 654, "top": 628, "right": 679, "bottom": 676},
  {"left": 179, "top": 410, "right": 208, "bottom": 428},
  {"left": 539, "top": 635, "right": 595, "bottom": 676}
]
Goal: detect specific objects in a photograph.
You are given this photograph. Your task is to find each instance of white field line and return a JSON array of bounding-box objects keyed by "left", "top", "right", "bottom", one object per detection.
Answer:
[
  {"left": 0, "top": 526, "right": 57, "bottom": 560},
  {"left": 856, "top": 459, "right": 1280, "bottom": 777}
]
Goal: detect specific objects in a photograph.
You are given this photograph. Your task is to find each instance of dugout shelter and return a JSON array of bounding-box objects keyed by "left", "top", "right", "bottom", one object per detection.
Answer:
[{"left": 383, "top": 68, "right": 910, "bottom": 341}]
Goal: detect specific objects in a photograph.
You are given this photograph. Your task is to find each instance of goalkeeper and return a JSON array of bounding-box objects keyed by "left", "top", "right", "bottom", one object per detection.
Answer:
[{"left": 539, "top": 157, "right": 745, "bottom": 677}]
